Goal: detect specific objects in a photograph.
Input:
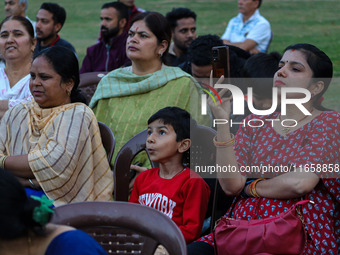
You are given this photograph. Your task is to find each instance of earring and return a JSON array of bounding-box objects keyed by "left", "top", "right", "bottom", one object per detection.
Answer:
[
  {"left": 311, "top": 92, "right": 315, "bottom": 98},
  {"left": 66, "top": 90, "right": 71, "bottom": 96},
  {"left": 159, "top": 52, "right": 163, "bottom": 58}
]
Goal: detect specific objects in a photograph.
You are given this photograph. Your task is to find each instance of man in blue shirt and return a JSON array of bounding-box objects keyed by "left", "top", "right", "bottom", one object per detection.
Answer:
[{"left": 221, "top": 0, "right": 271, "bottom": 54}]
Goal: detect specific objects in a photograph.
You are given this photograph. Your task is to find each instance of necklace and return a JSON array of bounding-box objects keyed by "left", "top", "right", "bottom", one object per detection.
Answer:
[
  {"left": 280, "top": 108, "right": 314, "bottom": 135},
  {"left": 172, "top": 167, "right": 186, "bottom": 178},
  {"left": 160, "top": 167, "right": 186, "bottom": 179}
]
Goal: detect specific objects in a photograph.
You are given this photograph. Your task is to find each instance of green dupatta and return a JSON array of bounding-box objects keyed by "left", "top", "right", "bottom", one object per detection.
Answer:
[{"left": 90, "top": 66, "right": 209, "bottom": 165}]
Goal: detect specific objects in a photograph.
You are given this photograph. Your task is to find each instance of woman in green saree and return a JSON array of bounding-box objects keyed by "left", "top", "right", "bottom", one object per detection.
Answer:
[{"left": 89, "top": 12, "right": 207, "bottom": 171}]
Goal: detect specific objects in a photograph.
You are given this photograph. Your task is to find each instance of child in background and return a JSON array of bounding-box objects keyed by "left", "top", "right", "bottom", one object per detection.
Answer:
[{"left": 129, "top": 107, "right": 210, "bottom": 244}]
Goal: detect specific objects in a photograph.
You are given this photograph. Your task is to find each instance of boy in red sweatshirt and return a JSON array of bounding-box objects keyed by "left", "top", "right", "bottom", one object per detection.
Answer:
[{"left": 129, "top": 106, "right": 210, "bottom": 244}]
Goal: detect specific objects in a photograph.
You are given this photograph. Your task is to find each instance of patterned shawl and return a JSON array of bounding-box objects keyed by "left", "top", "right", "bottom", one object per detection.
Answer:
[{"left": 0, "top": 100, "right": 113, "bottom": 206}]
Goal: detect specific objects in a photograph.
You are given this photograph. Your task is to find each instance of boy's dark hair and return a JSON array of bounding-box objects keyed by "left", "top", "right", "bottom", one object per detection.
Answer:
[
  {"left": 40, "top": 2, "right": 66, "bottom": 28},
  {"left": 102, "top": 2, "right": 129, "bottom": 22},
  {"left": 242, "top": 51, "right": 281, "bottom": 99},
  {"left": 165, "top": 7, "right": 196, "bottom": 31},
  {"left": 188, "top": 34, "right": 224, "bottom": 66},
  {"left": 148, "top": 107, "right": 196, "bottom": 165}
]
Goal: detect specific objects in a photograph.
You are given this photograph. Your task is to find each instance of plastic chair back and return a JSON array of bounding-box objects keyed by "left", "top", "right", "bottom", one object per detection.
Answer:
[{"left": 51, "top": 201, "right": 187, "bottom": 255}]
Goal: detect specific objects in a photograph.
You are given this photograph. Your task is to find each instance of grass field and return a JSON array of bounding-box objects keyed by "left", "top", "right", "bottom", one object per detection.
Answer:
[{"left": 23, "top": 0, "right": 340, "bottom": 111}]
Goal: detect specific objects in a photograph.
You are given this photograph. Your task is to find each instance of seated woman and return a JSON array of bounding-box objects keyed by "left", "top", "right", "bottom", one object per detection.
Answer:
[
  {"left": 0, "top": 46, "right": 113, "bottom": 206},
  {"left": 0, "top": 169, "right": 107, "bottom": 255},
  {"left": 0, "top": 16, "right": 36, "bottom": 119},
  {"left": 89, "top": 11, "right": 207, "bottom": 167},
  {"left": 188, "top": 43, "right": 340, "bottom": 254}
]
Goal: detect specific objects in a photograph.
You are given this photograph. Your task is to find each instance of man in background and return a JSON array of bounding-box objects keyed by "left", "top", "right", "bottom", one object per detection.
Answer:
[
  {"left": 118, "top": 0, "right": 144, "bottom": 31},
  {"left": 166, "top": 7, "right": 197, "bottom": 66},
  {"left": 34, "top": 2, "right": 76, "bottom": 57},
  {"left": 4, "top": 0, "right": 35, "bottom": 32},
  {"left": 180, "top": 34, "right": 249, "bottom": 81},
  {"left": 80, "top": 2, "right": 130, "bottom": 73},
  {"left": 221, "top": 0, "right": 271, "bottom": 54},
  {"left": 181, "top": 34, "right": 224, "bottom": 78}
]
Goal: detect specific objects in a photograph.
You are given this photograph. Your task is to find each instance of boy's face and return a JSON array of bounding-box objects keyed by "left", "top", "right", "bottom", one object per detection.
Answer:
[{"left": 146, "top": 119, "right": 184, "bottom": 164}]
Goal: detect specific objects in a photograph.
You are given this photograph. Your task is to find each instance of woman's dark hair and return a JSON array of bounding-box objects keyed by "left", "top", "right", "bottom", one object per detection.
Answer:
[
  {"left": 284, "top": 43, "right": 333, "bottom": 111},
  {"left": 130, "top": 12, "right": 172, "bottom": 64},
  {"left": 0, "top": 170, "right": 52, "bottom": 239},
  {"left": 148, "top": 107, "right": 196, "bottom": 166},
  {"left": 0, "top": 15, "right": 35, "bottom": 43},
  {"left": 34, "top": 46, "right": 87, "bottom": 104}
]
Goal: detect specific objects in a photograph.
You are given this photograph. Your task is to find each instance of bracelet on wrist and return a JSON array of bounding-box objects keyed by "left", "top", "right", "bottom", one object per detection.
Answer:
[
  {"left": 213, "top": 134, "right": 235, "bottom": 148},
  {"left": 0, "top": 155, "right": 8, "bottom": 169},
  {"left": 249, "top": 178, "right": 265, "bottom": 198}
]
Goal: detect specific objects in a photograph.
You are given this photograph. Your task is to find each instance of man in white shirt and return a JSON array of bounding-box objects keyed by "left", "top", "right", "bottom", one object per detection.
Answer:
[{"left": 221, "top": 0, "right": 271, "bottom": 54}]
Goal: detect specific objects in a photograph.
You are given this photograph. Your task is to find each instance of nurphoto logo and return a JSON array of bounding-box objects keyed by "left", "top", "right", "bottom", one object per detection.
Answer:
[{"left": 201, "top": 84, "right": 312, "bottom": 128}]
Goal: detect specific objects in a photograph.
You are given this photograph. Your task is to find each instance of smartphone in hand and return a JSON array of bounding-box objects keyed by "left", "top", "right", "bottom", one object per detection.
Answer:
[
  {"left": 212, "top": 45, "right": 231, "bottom": 97},
  {"left": 212, "top": 45, "right": 230, "bottom": 78}
]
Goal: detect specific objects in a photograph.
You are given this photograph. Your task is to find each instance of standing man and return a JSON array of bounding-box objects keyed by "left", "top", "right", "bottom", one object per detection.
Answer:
[
  {"left": 4, "top": 0, "right": 35, "bottom": 32},
  {"left": 117, "top": 0, "right": 144, "bottom": 31},
  {"left": 34, "top": 2, "right": 76, "bottom": 57},
  {"left": 221, "top": 0, "right": 271, "bottom": 54},
  {"left": 165, "top": 7, "right": 197, "bottom": 66},
  {"left": 80, "top": 2, "right": 130, "bottom": 74}
]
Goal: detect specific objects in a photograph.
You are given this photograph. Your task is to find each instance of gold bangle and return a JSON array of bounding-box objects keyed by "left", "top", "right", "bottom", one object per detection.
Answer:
[
  {"left": 213, "top": 134, "right": 235, "bottom": 147},
  {"left": 249, "top": 178, "right": 265, "bottom": 197},
  {"left": 0, "top": 156, "right": 8, "bottom": 169}
]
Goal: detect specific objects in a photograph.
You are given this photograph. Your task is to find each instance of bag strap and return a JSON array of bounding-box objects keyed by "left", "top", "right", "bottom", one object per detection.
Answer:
[
  {"left": 211, "top": 178, "right": 254, "bottom": 229},
  {"left": 211, "top": 178, "right": 219, "bottom": 255},
  {"left": 293, "top": 200, "right": 313, "bottom": 227},
  {"left": 210, "top": 178, "right": 219, "bottom": 233},
  {"left": 211, "top": 178, "right": 240, "bottom": 255},
  {"left": 295, "top": 199, "right": 312, "bottom": 207}
]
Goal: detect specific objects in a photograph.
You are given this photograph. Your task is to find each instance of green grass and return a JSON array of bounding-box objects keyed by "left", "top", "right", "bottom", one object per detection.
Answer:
[{"left": 25, "top": 0, "right": 340, "bottom": 111}]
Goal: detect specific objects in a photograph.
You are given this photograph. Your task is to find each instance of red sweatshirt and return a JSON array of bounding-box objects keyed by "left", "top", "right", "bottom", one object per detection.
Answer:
[{"left": 129, "top": 167, "right": 210, "bottom": 243}]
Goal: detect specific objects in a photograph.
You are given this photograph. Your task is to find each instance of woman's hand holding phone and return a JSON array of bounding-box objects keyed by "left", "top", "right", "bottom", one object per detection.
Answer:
[{"left": 207, "top": 71, "right": 232, "bottom": 120}]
